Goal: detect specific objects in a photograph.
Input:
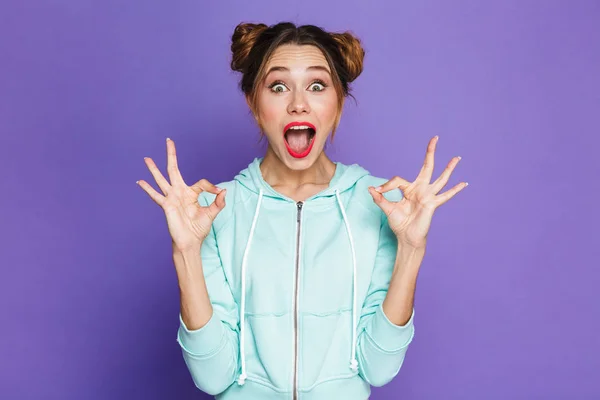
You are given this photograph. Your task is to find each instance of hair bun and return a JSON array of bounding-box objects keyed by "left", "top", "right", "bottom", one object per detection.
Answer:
[
  {"left": 230, "top": 22, "right": 269, "bottom": 73},
  {"left": 330, "top": 32, "right": 365, "bottom": 83}
]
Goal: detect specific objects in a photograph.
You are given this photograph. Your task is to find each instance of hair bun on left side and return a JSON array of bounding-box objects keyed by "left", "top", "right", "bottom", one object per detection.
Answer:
[{"left": 230, "top": 22, "right": 269, "bottom": 73}]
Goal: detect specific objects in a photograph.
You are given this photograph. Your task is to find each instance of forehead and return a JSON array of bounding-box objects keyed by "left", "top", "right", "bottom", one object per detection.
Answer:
[{"left": 264, "top": 44, "right": 330, "bottom": 72}]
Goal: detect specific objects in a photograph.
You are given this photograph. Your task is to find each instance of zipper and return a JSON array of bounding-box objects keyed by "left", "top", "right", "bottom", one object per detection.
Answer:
[{"left": 293, "top": 201, "right": 303, "bottom": 400}]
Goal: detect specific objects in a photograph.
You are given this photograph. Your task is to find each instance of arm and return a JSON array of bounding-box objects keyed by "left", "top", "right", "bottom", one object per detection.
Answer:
[
  {"left": 355, "top": 211, "right": 422, "bottom": 387},
  {"left": 358, "top": 135, "right": 465, "bottom": 386},
  {"left": 382, "top": 245, "right": 423, "bottom": 325},
  {"left": 175, "top": 203, "right": 239, "bottom": 395}
]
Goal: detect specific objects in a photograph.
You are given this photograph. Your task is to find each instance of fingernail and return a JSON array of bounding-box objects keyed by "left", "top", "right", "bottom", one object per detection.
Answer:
[
  {"left": 166, "top": 137, "right": 170, "bottom": 142},
  {"left": 457, "top": 156, "right": 462, "bottom": 160},
  {"left": 216, "top": 187, "right": 223, "bottom": 193},
  {"left": 465, "top": 182, "right": 469, "bottom": 186},
  {"left": 375, "top": 186, "right": 382, "bottom": 192}
]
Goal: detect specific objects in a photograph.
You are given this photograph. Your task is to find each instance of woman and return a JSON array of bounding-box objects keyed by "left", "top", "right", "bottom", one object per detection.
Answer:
[{"left": 137, "top": 22, "right": 466, "bottom": 400}]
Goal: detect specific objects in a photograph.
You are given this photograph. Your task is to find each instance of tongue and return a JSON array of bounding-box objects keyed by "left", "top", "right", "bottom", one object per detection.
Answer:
[{"left": 286, "top": 129, "right": 311, "bottom": 153}]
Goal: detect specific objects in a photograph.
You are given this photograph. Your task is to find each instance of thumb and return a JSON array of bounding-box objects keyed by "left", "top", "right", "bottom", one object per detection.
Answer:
[
  {"left": 190, "top": 178, "right": 221, "bottom": 195},
  {"left": 368, "top": 187, "right": 395, "bottom": 216},
  {"left": 205, "top": 189, "right": 227, "bottom": 220}
]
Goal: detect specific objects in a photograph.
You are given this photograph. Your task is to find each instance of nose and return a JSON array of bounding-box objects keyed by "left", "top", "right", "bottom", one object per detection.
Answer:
[{"left": 287, "top": 90, "right": 310, "bottom": 115}]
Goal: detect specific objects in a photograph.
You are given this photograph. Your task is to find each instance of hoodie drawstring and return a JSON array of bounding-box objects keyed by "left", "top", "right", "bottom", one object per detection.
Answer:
[
  {"left": 237, "top": 189, "right": 264, "bottom": 386},
  {"left": 237, "top": 188, "right": 358, "bottom": 387},
  {"left": 335, "top": 189, "right": 359, "bottom": 372}
]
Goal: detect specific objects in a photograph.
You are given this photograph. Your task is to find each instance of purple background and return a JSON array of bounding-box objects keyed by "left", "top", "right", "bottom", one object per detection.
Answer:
[{"left": 2, "top": 1, "right": 599, "bottom": 399}]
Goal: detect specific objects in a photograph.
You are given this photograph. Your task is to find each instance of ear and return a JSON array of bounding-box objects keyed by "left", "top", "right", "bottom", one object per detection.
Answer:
[{"left": 245, "top": 94, "right": 259, "bottom": 121}]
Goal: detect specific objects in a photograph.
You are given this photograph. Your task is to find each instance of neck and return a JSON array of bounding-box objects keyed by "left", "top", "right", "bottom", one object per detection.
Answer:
[{"left": 260, "top": 144, "right": 336, "bottom": 189}]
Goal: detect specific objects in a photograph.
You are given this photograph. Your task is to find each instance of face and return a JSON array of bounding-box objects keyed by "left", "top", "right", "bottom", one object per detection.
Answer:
[{"left": 251, "top": 44, "right": 340, "bottom": 169}]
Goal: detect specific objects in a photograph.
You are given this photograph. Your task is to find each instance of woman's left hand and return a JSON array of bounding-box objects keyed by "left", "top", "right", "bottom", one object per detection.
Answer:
[{"left": 368, "top": 136, "right": 468, "bottom": 249}]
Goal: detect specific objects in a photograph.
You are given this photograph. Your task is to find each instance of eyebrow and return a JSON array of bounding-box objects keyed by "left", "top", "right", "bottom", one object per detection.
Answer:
[{"left": 265, "top": 65, "right": 331, "bottom": 75}]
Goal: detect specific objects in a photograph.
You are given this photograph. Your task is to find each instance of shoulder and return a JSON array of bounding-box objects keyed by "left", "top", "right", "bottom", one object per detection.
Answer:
[
  {"left": 350, "top": 168, "right": 404, "bottom": 218},
  {"left": 197, "top": 179, "right": 244, "bottom": 232}
]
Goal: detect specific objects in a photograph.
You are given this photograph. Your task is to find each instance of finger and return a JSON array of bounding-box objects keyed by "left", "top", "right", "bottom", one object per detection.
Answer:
[
  {"left": 435, "top": 182, "right": 468, "bottom": 207},
  {"left": 368, "top": 186, "right": 396, "bottom": 216},
  {"left": 431, "top": 156, "right": 461, "bottom": 194},
  {"left": 190, "top": 178, "right": 222, "bottom": 195},
  {"left": 205, "top": 189, "right": 227, "bottom": 220},
  {"left": 416, "top": 136, "right": 438, "bottom": 183},
  {"left": 144, "top": 157, "right": 171, "bottom": 195},
  {"left": 166, "top": 138, "right": 186, "bottom": 186},
  {"left": 137, "top": 180, "right": 167, "bottom": 207},
  {"left": 374, "top": 176, "right": 411, "bottom": 194}
]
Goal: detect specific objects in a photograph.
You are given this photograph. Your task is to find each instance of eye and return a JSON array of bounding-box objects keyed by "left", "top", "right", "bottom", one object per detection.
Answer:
[
  {"left": 268, "top": 81, "right": 288, "bottom": 93},
  {"left": 309, "top": 80, "right": 327, "bottom": 92}
]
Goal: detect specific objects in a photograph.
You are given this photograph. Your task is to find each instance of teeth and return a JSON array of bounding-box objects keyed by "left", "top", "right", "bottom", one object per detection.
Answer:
[{"left": 288, "top": 125, "right": 312, "bottom": 130}]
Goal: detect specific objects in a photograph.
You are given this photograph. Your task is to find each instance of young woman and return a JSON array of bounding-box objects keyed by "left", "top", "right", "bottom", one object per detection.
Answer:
[{"left": 138, "top": 21, "right": 467, "bottom": 400}]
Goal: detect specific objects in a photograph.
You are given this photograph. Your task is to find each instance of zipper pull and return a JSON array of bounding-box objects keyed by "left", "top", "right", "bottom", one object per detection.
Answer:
[{"left": 297, "top": 201, "right": 303, "bottom": 222}]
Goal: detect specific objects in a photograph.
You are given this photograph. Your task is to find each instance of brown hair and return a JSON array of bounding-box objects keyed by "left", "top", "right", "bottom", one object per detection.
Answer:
[{"left": 230, "top": 22, "right": 365, "bottom": 139}]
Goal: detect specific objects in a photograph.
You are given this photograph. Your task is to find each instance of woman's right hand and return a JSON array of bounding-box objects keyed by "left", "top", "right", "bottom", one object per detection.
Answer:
[{"left": 137, "top": 138, "right": 227, "bottom": 252}]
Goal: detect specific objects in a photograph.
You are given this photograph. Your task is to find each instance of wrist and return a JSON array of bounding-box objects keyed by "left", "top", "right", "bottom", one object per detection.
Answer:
[
  {"left": 172, "top": 245, "right": 203, "bottom": 282},
  {"left": 394, "top": 243, "right": 426, "bottom": 275},
  {"left": 172, "top": 240, "right": 202, "bottom": 255},
  {"left": 396, "top": 237, "right": 427, "bottom": 252}
]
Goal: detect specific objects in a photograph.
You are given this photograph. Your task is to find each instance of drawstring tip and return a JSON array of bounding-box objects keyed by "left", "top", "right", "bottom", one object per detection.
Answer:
[
  {"left": 350, "top": 359, "right": 358, "bottom": 371},
  {"left": 237, "top": 373, "right": 247, "bottom": 385}
]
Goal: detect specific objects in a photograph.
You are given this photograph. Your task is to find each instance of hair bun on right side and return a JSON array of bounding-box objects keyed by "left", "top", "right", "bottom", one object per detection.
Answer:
[
  {"left": 330, "top": 32, "right": 365, "bottom": 83},
  {"left": 230, "top": 22, "right": 269, "bottom": 73}
]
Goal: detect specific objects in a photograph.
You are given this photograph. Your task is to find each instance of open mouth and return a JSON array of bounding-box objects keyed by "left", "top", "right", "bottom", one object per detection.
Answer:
[{"left": 283, "top": 124, "right": 316, "bottom": 158}]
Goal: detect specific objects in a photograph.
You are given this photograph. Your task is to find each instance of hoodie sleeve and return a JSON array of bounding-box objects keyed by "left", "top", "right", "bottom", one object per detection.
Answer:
[
  {"left": 175, "top": 194, "right": 239, "bottom": 396},
  {"left": 355, "top": 190, "right": 416, "bottom": 387}
]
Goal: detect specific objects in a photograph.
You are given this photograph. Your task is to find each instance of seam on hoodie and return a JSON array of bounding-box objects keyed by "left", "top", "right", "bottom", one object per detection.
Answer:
[
  {"left": 202, "top": 255, "right": 223, "bottom": 280},
  {"left": 177, "top": 325, "right": 229, "bottom": 359},
  {"left": 355, "top": 176, "right": 387, "bottom": 207},
  {"left": 354, "top": 175, "right": 403, "bottom": 216},
  {"left": 213, "top": 211, "right": 235, "bottom": 236},
  {"left": 299, "top": 307, "right": 352, "bottom": 317},
  {"left": 244, "top": 311, "right": 290, "bottom": 317},
  {"left": 350, "top": 188, "right": 384, "bottom": 219},
  {"left": 213, "top": 187, "right": 253, "bottom": 236},
  {"left": 200, "top": 182, "right": 251, "bottom": 236},
  {"left": 200, "top": 192, "right": 240, "bottom": 320},
  {"left": 299, "top": 371, "right": 360, "bottom": 392},
  {"left": 362, "top": 324, "right": 414, "bottom": 354},
  {"left": 244, "top": 375, "right": 291, "bottom": 392}
]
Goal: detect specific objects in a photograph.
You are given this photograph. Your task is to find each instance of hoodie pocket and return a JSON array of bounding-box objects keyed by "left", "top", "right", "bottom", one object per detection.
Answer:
[
  {"left": 299, "top": 310, "right": 357, "bottom": 391},
  {"left": 244, "top": 313, "right": 294, "bottom": 391}
]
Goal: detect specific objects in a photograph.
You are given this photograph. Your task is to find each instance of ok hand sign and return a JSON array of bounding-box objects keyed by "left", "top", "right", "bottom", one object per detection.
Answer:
[
  {"left": 137, "top": 138, "right": 227, "bottom": 252},
  {"left": 369, "top": 136, "right": 467, "bottom": 249}
]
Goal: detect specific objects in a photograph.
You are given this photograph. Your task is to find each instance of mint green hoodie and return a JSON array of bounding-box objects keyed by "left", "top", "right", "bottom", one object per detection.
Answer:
[{"left": 176, "top": 157, "right": 416, "bottom": 399}]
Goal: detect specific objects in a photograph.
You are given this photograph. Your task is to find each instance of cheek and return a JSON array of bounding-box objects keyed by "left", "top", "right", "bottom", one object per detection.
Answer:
[
  {"left": 258, "top": 95, "right": 284, "bottom": 126},
  {"left": 313, "top": 93, "right": 338, "bottom": 122}
]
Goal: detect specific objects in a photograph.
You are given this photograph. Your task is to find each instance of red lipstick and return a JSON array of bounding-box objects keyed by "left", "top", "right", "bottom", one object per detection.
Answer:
[
  {"left": 283, "top": 121, "right": 316, "bottom": 133},
  {"left": 282, "top": 121, "right": 316, "bottom": 159}
]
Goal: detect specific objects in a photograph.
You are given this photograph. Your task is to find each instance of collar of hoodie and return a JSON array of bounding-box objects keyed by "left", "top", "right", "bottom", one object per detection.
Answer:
[{"left": 234, "top": 157, "right": 370, "bottom": 203}]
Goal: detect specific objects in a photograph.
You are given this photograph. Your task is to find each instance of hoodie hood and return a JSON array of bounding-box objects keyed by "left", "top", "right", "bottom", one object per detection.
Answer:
[{"left": 234, "top": 157, "right": 371, "bottom": 202}]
